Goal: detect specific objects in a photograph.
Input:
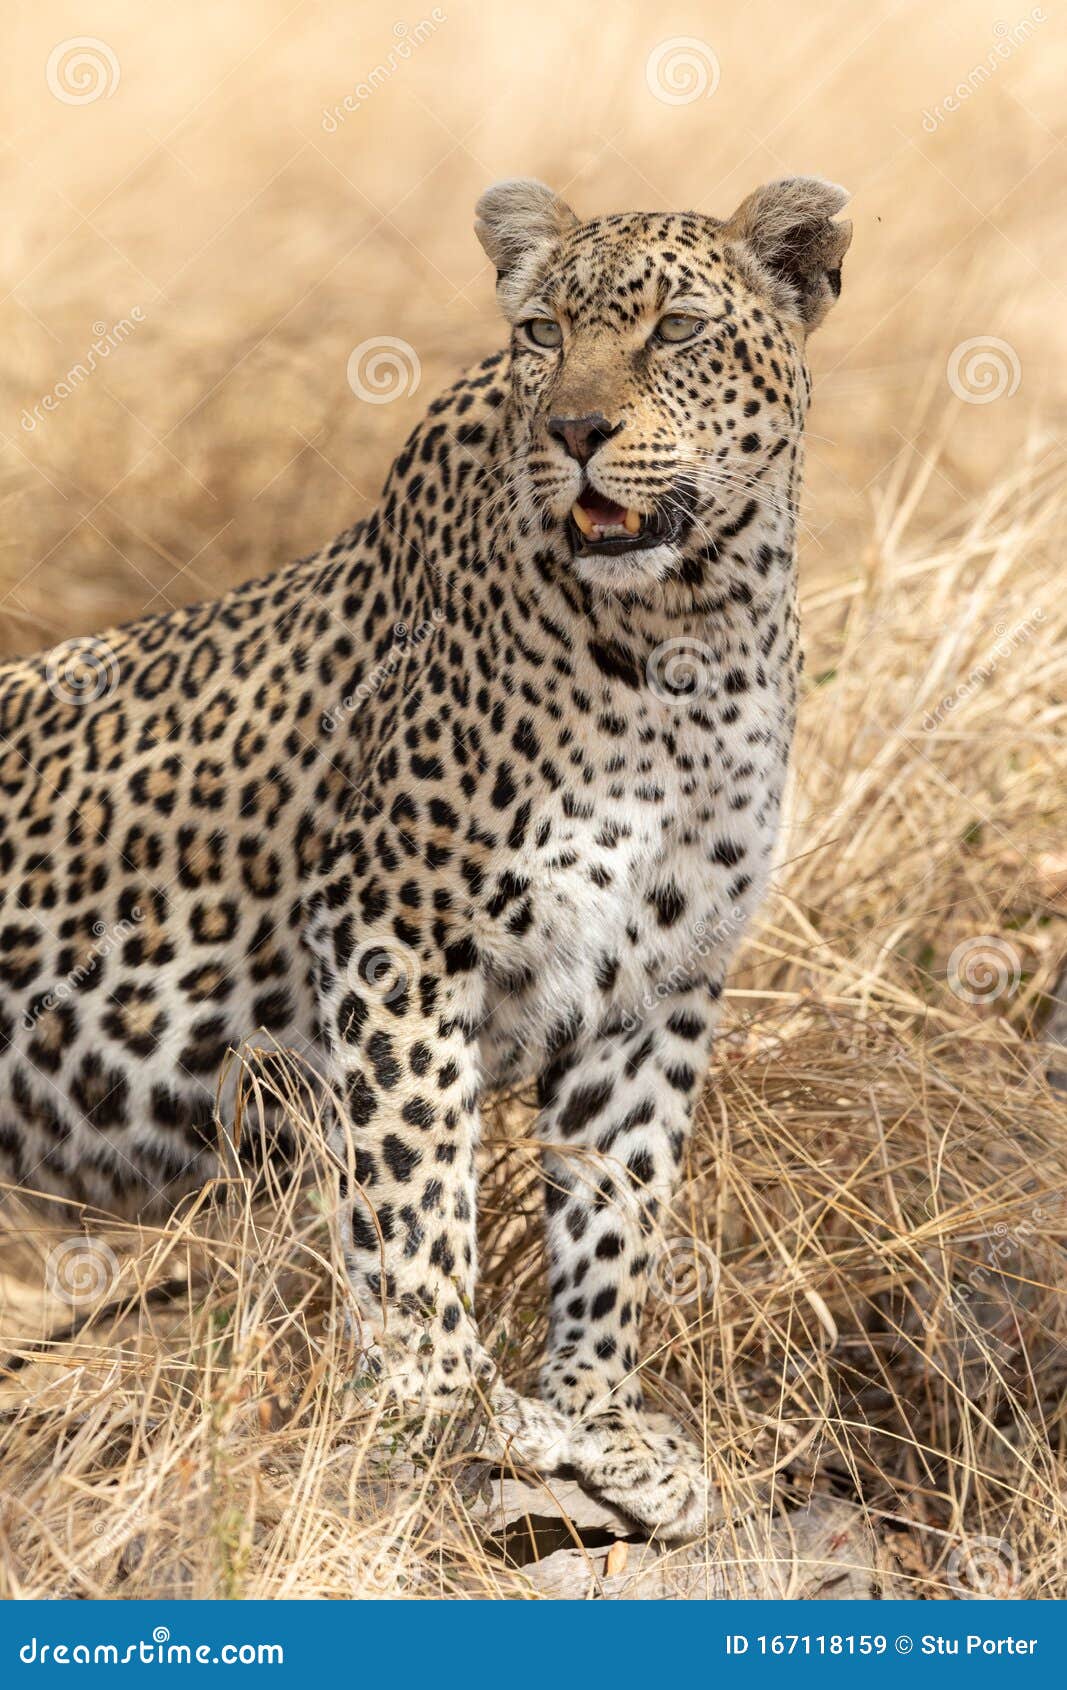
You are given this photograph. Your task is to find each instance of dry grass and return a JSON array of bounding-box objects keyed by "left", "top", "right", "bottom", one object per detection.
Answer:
[{"left": 2, "top": 0, "right": 1067, "bottom": 1600}]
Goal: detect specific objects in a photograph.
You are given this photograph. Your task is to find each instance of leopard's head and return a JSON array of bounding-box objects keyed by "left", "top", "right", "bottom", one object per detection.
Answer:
[{"left": 476, "top": 178, "right": 851, "bottom": 593}]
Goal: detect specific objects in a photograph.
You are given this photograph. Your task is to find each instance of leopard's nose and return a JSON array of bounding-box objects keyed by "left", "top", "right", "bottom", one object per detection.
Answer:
[{"left": 547, "top": 413, "right": 621, "bottom": 465}]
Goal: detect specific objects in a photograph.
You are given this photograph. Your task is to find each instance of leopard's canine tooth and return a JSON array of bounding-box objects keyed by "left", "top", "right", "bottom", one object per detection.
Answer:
[{"left": 571, "top": 501, "right": 594, "bottom": 537}]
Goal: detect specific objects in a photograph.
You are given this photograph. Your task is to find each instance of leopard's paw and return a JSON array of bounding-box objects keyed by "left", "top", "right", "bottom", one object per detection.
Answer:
[
  {"left": 355, "top": 1334, "right": 572, "bottom": 1471},
  {"left": 476, "top": 1384, "right": 574, "bottom": 1471},
  {"left": 567, "top": 1409, "right": 721, "bottom": 1541}
]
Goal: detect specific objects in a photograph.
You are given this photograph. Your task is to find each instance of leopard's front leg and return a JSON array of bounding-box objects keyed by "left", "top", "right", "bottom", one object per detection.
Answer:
[
  {"left": 536, "top": 981, "right": 723, "bottom": 1538},
  {"left": 307, "top": 870, "right": 570, "bottom": 1470}
]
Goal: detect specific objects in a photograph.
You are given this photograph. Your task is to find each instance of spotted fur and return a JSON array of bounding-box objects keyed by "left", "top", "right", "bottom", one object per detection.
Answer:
[{"left": 0, "top": 178, "right": 850, "bottom": 1536}]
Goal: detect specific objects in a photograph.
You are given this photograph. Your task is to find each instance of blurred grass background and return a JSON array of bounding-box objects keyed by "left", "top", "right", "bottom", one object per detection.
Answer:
[{"left": 2, "top": 0, "right": 1064, "bottom": 650}]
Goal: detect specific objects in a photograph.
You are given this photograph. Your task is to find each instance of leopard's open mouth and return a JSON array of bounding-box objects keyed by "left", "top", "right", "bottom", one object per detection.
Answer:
[{"left": 567, "top": 486, "right": 675, "bottom": 557}]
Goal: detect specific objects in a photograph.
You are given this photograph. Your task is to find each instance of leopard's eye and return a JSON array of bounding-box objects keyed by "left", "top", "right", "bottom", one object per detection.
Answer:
[
  {"left": 656, "top": 313, "right": 704, "bottom": 344},
  {"left": 523, "top": 318, "right": 563, "bottom": 349}
]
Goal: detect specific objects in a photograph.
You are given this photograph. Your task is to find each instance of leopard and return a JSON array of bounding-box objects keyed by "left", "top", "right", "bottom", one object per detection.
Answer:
[{"left": 0, "top": 175, "right": 850, "bottom": 1538}]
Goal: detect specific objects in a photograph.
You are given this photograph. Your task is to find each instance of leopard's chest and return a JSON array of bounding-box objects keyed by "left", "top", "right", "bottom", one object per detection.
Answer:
[{"left": 473, "top": 728, "right": 780, "bottom": 1082}]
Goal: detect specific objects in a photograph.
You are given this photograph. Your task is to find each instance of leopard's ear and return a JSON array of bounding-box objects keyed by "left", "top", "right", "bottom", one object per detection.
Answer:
[
  {"left": 723, "top": 176, "right": 852, "bottom": 333},
  {"left": 475, "top": 179, "right": 578, "bottom": 312}
]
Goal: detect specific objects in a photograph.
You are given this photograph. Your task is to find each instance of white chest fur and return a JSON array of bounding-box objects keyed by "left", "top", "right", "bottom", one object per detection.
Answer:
[{"left": 474, "top": 686, "right": 784, "bottom": 1082}]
